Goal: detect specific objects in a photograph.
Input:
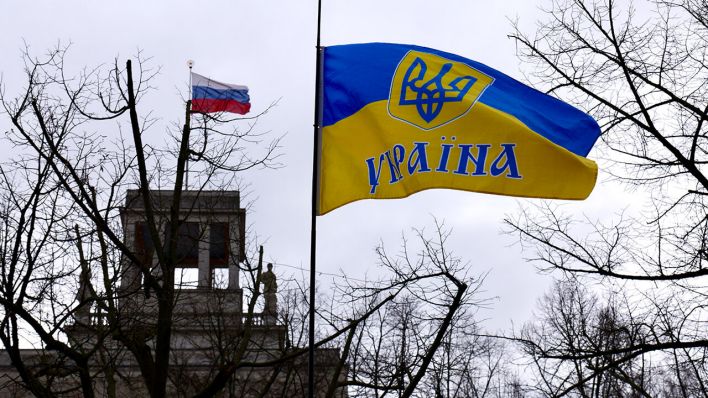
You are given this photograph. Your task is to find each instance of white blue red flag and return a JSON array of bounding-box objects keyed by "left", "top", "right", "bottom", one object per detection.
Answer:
[{"left": 191, "top": 72, "right": 251, "bottom": 114}]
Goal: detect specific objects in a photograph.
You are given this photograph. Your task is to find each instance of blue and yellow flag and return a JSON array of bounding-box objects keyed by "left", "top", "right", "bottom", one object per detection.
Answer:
[{"left": 317, "top": 43, "right": 600, "bottom": 215}]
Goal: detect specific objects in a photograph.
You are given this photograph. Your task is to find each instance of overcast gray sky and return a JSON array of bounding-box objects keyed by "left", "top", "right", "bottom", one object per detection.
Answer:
[{"left": 0, "top": 0, "right": 633, "bottom": 331}]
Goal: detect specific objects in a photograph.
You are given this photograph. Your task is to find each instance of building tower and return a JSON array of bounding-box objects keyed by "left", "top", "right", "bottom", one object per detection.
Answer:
[{"left": 4, "top": 190, "right": 345, "bottom": 397}]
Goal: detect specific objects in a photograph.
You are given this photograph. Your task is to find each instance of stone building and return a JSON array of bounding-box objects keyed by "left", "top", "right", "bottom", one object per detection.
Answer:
[{"left": 0, "top": 190, "right": 346, "bottom": 397}]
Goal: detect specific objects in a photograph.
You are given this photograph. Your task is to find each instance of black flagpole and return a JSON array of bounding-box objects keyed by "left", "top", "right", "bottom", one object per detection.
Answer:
[
  {"left": 187, "top": 60, "right": 193, "bottom": 190},
  {"left": 309, "top": 0, "right": 323, "bottom": 397}
]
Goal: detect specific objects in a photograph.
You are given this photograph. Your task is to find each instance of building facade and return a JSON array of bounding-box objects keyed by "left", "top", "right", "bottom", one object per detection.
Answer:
[{"left": 0, "top": 190, "right": 346, "bottom": 397}]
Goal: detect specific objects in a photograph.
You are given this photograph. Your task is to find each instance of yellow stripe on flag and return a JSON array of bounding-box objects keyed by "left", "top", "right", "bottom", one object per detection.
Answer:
[{"left": 318, "top": 100, "right": 597, "bottom": 215}]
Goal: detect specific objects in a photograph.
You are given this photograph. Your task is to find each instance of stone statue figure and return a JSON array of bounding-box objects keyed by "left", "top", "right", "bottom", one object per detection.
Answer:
[
  {"left": 261, "top": 263, "right": 277, "bottom": 293},
  {"left": 261, "top": 263, "right": 277, "bottom": 316}
]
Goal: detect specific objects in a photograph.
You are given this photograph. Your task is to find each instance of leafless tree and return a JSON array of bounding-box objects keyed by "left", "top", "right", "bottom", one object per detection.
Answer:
[
  {"left": 0, "top": 44, "right": 283, "bottom": 397},
  {"left": 505, "top": 0, "right": 708, "bottom": 396},
  {"left": 0, "top": 45, "right": 506, "bottom": 398},
  {"left": 309, "top": 224, "right": 514, "bottom": 398}
]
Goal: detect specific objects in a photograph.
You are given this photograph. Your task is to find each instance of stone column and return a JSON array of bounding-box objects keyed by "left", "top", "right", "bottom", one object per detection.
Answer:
[
  {"left": 198, "top": 223, "right": 211, "bottom": 288},
  {"left": 228, "top": 218, "right": 239, "bottom": 289},
  {"left": 121, "top": 221, "right": 141, "bottom": 292}
]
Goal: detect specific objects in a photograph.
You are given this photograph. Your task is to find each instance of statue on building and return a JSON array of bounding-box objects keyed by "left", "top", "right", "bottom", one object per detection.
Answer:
[
  {"left": 75, "top": 260, "right": 93, "bottom": 326},
  {"left": 261, "top": 263, "right": 277, "bottom": 318}
]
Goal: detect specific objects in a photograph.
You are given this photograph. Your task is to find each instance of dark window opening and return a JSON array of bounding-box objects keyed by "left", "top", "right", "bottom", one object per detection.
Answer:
[
  {"left": 135, "top": 222, "right": 155, "bottom": 265},
  {"left": 210, "top": 222, "right": 229, "bottom": 266},
  {"left": 168, "top": 222, "right": 200, "bottom": 266}
]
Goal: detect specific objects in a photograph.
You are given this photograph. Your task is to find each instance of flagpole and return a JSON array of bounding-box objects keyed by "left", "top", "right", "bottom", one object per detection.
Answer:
[
  {"left": 309, "top": 0, "right": 323, "bottom": 396},
  {"left": 186, "top": 60, "right": 194, "bottom": 190}
]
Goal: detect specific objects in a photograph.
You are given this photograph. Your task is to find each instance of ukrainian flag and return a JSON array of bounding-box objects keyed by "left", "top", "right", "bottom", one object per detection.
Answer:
[{"left": 317, "top": 43, "right": 600, "bottom": 215}]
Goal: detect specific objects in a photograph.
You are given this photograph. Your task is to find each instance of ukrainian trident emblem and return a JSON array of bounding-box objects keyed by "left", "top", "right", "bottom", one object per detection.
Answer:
[{"left": 388, "top": 51, "right": 494, "bottom": 130}]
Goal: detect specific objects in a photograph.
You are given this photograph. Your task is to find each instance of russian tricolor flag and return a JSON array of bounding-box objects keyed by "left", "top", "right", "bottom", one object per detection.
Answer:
[{"left": 191, "top": 72, "right": 251, "bottom": 115}]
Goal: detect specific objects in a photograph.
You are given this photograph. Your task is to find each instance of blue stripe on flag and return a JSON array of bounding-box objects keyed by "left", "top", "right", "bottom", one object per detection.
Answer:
[{"left": 322, "top": 43, "right": 599, "bottom": 157}]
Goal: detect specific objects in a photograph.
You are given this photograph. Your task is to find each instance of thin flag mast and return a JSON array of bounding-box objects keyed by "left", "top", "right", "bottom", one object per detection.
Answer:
[
  {"left": 309, "top": 0, "right": 323, "bottom": 396},
  {"left": 186, "top": 59, "right": 194, "bottom": 189}
]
